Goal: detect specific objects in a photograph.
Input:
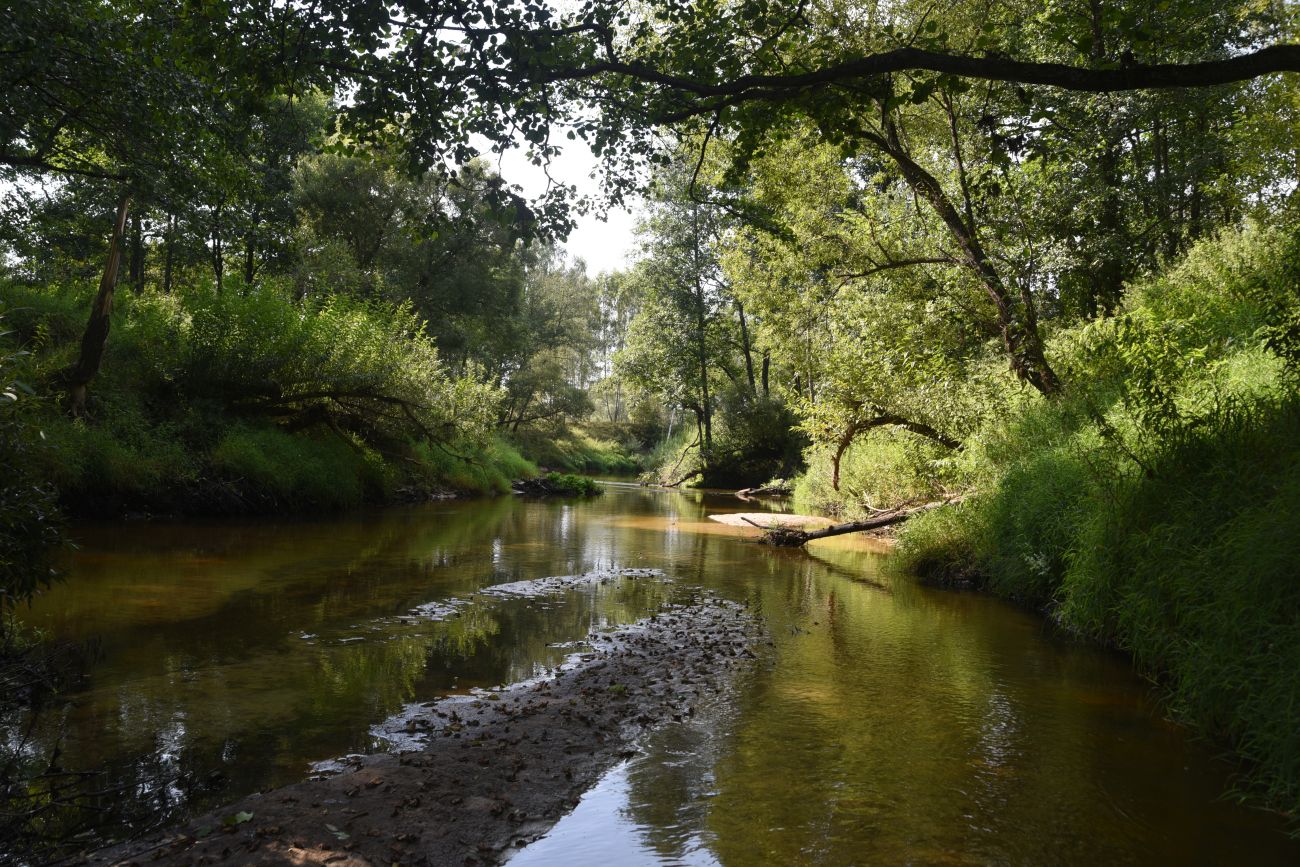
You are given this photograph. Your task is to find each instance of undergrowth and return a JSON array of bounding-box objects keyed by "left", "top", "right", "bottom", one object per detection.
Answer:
[{"left": 0, "top": 280, "right": 536, "bottom": 515}]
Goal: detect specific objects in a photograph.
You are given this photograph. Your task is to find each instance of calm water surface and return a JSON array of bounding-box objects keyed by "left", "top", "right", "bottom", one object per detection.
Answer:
[{"left": 17, "top": 484, "right": 1300, "bottom": 864}]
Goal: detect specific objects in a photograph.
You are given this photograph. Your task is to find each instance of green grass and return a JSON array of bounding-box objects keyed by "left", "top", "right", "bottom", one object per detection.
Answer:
[
  {"left": 411, "top": 436, "right": 537, "bottom": 496},
  {"left": 513, "top": 427, "right": 640, "bottom": 475},
  {"left": 891, "top": 222, "right": 1300, "bottom": 818},
  {"left": 211, "top": 425, "right": 392, "bottom": 509},
  {"left": 0, "top": 279, "right": 536, "bottom": 513}
]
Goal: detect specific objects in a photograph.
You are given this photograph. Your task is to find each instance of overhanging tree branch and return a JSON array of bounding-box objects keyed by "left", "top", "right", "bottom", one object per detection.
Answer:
[{"left": 566, "top": 44, "right": 1300, "bottom": 102}]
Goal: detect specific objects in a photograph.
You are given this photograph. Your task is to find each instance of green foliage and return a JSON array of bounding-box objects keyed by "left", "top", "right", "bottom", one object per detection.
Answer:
[
  {"left": 540, "top": 472, "right": 602, "bottom": 497},
  {"left": 513, "top": 427, "right": 639, "bottom": 475},
  {"left": 640, "top": 425, "right": 705, "bottom": 486},
  {"left": 2, "top": 278, "right": 519, "bottom": 513},
  {"left": 410, "top": 437, "right": 536, "bottom": 496},
  {"left": 122, "top": 283, "right": 502, "bottom": 448},
  {"left": 210, "top": 426, "right": 390, "bottom": 510},
  {"left": 795, "top": 429, "right": 962, "bottom": 520},
  {"left": 0, "top": 316, "right": 62, "bottom": 634},
  {"left": 893, "top": 222, "right": 1300, "bottom": 816},
  {"left": 705, "top": 396, "right": 807, "bottom": 488}
]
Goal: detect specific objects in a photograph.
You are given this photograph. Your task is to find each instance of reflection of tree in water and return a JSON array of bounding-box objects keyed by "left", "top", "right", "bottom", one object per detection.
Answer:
[{"left": 9, "top": 491, "right": 689, "bottom": 853}]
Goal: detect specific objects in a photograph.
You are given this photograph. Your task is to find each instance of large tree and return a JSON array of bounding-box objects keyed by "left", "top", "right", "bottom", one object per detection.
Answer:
[{"left": 331, "top": 0, "right": 1297, "bottom": 394}]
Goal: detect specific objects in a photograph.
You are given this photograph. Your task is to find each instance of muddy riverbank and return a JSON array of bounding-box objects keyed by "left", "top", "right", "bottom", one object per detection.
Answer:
[{"left": 90, "top": 590, "right": 764, "bottom": 867}]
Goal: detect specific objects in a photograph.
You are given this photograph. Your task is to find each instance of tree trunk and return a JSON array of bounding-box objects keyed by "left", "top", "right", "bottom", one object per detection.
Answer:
[
  {"left": 737, "top": 299, "right": 756, "bottom": 395},
  {"left": 211, "top": 201, "right": 225, "bottom": 293},
  {"left": 163, "top": 212, "right": 175, "bottom": 294},
  {"left": 866, "top": 118, "right": 1062, "bottom": 397},
  {"left": 128, "top": 211, "right": 144, "bottom": 292},
  {"left": 244, "top": 231, "right": 257, "bottom": 287},
  {"left": 243, "top": 207, "right": 261, "bottom": 287},
  {"left": 693, "top": 285, "right": 712, "bottom": 455},
  {"left": 68, "top": 192, "right": 132, "bottom": 416},
  {"left": 761, "top": 350, "right": 770, "bottom": 398}
]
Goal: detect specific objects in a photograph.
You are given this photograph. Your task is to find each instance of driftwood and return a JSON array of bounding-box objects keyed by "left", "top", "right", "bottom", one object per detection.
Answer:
[
  {"left": 663, "top": 467, "right": 704, "bottom": 487},
  {"left": 736, "top": 484, "right": 793, "bottom": 498},
  {"left": 760, "top": 496, "right": 964, "bottom": 547}
]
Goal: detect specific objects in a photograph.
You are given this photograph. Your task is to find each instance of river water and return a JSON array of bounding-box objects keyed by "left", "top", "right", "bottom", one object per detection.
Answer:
[{"left": 16, "top": 484, "right": 1299, "bottom": 863}]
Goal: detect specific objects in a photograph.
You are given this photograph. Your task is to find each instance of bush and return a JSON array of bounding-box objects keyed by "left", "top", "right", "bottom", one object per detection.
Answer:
[
  {"left": 541, "top": 472, "right": 601, "bottom": 496},
  {"left": 703, "top": 396, "right": 807, "bottom": 488},
  {"left": 794, "top": 428, "right": 961, "bottom": 519},
  {"left": 1, "top": 279, "right": 527, "bottom": 514},
  {"left": 892, "top": 222, "right": 1300, "bottom": 816},
  {"left": 0, "top": 317, "right": 62, "bottom": 635}
]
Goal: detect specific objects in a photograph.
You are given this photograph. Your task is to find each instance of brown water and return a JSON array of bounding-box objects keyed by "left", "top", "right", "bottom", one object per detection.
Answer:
[{"left": 15, "top": 484, "right": 1300, "bottom": 863}]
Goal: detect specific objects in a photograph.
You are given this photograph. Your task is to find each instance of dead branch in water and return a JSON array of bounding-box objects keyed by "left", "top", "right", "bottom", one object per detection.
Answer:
[{"left": 761, "top": 496, "right": 965, "bottom": 547}]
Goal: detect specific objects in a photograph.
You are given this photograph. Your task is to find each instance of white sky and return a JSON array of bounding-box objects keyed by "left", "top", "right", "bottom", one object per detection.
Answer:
[{"left": 488, "top": 140, "right": 639, "bottom": 276}]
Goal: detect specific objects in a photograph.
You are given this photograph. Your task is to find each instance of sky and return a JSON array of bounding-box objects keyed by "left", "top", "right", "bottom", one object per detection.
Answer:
[{"left": 488, "top": 140, "right": 640, "bottom": 276}]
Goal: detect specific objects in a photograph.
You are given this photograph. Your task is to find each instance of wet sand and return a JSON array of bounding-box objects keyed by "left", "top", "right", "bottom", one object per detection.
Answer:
[{"left": 90, "top": 590, "right": 764, "bottom": 867}]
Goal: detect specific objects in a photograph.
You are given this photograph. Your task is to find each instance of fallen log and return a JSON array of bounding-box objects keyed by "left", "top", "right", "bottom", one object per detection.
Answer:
[
  {"left": 663, "top": 467, "right": 704, "bottom": 487},
  {"left": 736, "top": 484, "right": 793, "bottom": 498},
  {"left": 760, "top": 497, "right": 964, "bottom": 547}
]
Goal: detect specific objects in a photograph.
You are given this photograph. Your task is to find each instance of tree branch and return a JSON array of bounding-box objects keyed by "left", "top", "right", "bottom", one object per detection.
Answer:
[{"left": 565, "top": 44, "right": 1300, "bottom": 103}]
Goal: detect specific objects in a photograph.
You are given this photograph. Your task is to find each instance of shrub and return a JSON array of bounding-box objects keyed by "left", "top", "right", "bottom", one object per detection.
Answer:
[
  {"left": 0, "top": 315, "right": 62, "bottom": 636},
  {"left": 891, "top": 222, "right": 1300, "bottom": 816}
]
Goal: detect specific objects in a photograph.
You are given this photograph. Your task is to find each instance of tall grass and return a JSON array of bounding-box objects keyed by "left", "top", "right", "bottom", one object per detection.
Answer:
[
  {"left": 0, "top": 279, "right": 529, "bottom": 513},
  {"left": 512, "top": 427, "right": 639, "bottom": 475},
  {"left": 892, "top": 222, "right": 1300, "bottom": 817}
]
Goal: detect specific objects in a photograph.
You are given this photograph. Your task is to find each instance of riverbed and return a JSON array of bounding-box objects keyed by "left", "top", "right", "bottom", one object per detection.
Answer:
[{"left": 16, "top": 484, "right": 1300, "bottom": 864}]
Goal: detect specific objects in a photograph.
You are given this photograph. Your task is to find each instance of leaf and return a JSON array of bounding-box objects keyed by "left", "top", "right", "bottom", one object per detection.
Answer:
[{"left": 223, "top": 810, "right": 254, "bottom": 827}]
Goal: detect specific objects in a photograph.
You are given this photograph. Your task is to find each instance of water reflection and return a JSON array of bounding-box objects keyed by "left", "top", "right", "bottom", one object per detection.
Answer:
[{"left": 12, "top": 487, "right": 1300, "bottom": 862}]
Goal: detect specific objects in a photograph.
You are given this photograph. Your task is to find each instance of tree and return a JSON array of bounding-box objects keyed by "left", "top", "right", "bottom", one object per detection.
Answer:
[
  {"left": 328, "top": 0, "right": 1298, "bottom": 395},
  {"left": 1, "top": 0, "right": 339, "bottom": 411}
]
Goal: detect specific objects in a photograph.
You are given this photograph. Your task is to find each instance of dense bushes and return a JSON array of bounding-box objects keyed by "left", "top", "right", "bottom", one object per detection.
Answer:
[
  {"left": 0, "top": 317, "right": 62, "bottom": 633},
  {"left": 637, "top": 398, "right": 807, "bottom": 488},
  {"left": 702, "top": 396, "right": 807, "bottom": 488},
  {"left": 0, "top": 281, "right": 537, "bottom": 514},
  {"left": 511, "top": 426, "right": 640, "bottom": 475},
  {"left": 888, "top": 222, "right": 1300, "bottom": 816}
]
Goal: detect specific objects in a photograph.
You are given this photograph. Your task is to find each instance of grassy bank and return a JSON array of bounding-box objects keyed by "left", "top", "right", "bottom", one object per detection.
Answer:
[
  {"left": 1, "top": 280, "right": 538, "bottom": 516},
  {"left": 802, "top": 222, "right": 1300, "bottom": 818},
  {"left": 511, "top": 426, "right": 640, "bottom": 476}
]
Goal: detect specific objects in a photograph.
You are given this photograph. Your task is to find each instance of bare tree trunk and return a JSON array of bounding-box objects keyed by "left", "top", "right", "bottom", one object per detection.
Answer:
[
  {"left": 737, "top": 299, "right": 756, "bottom": 395},
  {"left": 163, "top": 212, "right": 175, "bottom": 294},
  {"left": 761, "top": 349, "right": 770, "bottom": 398},
  {"left": 68, "top": 192, "right": 132, "bottom": 416},
  {"left": 128, "top": 211, "right": 144, "bottom": 292}
]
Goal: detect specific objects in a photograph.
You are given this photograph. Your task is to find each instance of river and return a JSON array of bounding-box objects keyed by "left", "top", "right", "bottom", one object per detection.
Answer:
[{"left": 15, "top": 483, "right": 1300, "bottom": 864}]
